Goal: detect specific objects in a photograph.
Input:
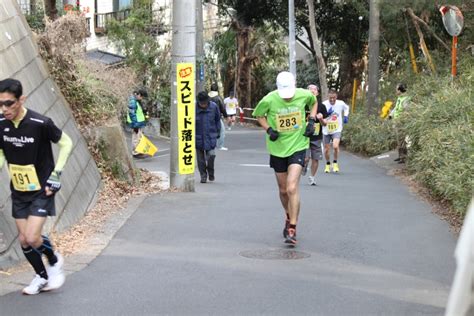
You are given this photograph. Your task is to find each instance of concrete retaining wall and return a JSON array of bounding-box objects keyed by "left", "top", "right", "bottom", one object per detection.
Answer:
[{"left": 0, "top": 0, "right": 102, "bottom": 268}]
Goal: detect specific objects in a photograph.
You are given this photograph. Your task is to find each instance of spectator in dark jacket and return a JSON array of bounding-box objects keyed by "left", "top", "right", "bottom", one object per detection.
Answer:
[{"left": 196, "top": 91, "right": 221, "bottom": 183}]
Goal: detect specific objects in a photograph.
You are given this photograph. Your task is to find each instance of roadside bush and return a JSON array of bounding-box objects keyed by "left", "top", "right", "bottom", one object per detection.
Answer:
[
  {"left": 399, "top": 57, "right": 474, "bottom": 216},
  {"left": 343, "top": 111, "right": 397, "bottom": 156},
  {"left": 34, "top": 13, "right": 140, "bottom": 182},
  {"left": 344, "top": 54, "right": 473, "bottom": 216}
]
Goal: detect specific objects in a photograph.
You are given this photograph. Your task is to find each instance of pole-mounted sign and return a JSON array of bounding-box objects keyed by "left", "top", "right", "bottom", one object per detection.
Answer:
[
  {"left": 176, "top": 63, "right": 195, "bottom": 175},
  {"left": 439, "top": 5, "right": 464, "bottom": 79}
]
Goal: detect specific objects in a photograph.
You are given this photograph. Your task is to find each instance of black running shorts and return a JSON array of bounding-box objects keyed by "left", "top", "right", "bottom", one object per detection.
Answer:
[
  {"left": 12, "top": 196, "right": 56, "bottom": 219},
  {"left": 269, "top": 149, "right": 306, "bottom": 173}
]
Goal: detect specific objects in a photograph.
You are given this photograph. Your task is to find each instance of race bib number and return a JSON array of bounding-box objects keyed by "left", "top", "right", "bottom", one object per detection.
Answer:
[
  {"left": 276, "top": 111, "right": 302, "bottom": 132},
  {"left": 228, "top": 102, "right": 236, "bottom": 109},
  {"left": 327, "top": 120, "right": 339, "bottom": 133},
  {"left": 313, "top": 122, "right": 320, "bottom": 136},
  {"left": 8, "top": 164, "right": 40, "bottom": 192}
]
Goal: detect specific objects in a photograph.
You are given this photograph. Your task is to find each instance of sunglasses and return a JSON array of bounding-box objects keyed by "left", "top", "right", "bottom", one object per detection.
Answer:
[{"left": 0, "top": 100, "right": 16, "bottom": 107}]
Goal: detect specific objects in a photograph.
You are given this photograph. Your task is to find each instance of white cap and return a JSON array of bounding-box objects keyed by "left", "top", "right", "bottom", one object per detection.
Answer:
[{"left": 276, "top": 71, "right": 296, "bottom": 99}]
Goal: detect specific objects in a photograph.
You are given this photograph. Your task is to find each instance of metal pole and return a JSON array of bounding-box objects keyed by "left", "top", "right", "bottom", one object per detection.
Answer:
[
  {"left": 170, "top": 0, "right": 196, "bottom": 191},
  {"left": 196, "top": 0, "right": 205, "bottom": 92},
  {"left": 451, "top": 36, "right": 458, "bottom": 80},
  {"left": 289, "top": 0, "right": 296, "bottom": 77}
]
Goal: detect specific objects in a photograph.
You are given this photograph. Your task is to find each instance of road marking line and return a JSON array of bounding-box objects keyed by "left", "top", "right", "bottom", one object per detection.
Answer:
[{"left": 239, "top": 164, "right": 269, "bottom": 167}]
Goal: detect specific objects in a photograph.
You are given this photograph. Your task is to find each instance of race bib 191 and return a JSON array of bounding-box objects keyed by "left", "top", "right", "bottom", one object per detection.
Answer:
[
  {"left": 8, "top": 164, "right": 41, "bottom": 192},
  {"left": 276, "top": 111, "right": 302, "bottom": 132},
  {"left": 327, "top": 120, "right": 339, "bottom": 133}
]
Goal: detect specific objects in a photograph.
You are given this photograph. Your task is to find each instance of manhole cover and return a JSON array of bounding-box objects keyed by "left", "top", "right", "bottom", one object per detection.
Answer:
[{"left": 239, "top": 249, "right": 311, "bottom": 260}]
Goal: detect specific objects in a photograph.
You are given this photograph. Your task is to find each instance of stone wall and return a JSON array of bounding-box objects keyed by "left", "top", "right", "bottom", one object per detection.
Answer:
[{"left": 0, "top": 0, "right": 101, "bottom": 268}]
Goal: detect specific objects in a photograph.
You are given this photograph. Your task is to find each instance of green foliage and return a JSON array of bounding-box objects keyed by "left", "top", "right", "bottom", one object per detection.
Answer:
[
  {"left": 346, "top": 54, "right": 474, "bottom": 216},
  {"left": 106, "top": 0, "right": 171, "bottom": 120},
  {"left": 207, "top": 21, "right": 288, "bottom": 106},
  {"left": 250, "top": 23, "right": 289, "bottom": 105},
  {"left": 398, "top": 56, "right": 474, "bottom": 215},
  {"left": 25, "top": 7, "right": 46, "bottom": 32},
  {"left": 296, "top": 59, "right": 319, "bottom": 89},
  {"left": 343, "top": 111, "right": 397, "bottom": 156},
  {"left": 215, "top": 0, "right": 286, "bottom": 28},
  {"left": 206, "top": 27, "right": 237, "bottom": 90},
  {"left": 156, "top": 86, "right": 171, "bottom": 136}
]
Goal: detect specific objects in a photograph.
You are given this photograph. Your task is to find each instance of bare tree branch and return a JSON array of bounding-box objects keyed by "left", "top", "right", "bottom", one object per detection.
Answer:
[{"left": 405, "top": 8, "right": 450, "bottom": 51}]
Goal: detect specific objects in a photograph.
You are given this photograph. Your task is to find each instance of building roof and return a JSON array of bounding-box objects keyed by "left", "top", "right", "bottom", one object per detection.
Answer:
[{"left": 85, "top": 50, "right": 125, "bottom": 66}]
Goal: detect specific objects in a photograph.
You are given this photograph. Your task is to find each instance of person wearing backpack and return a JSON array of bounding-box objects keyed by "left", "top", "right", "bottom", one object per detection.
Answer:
[{"left": 127, "top": 89, "right": 148, "bottom": 158}]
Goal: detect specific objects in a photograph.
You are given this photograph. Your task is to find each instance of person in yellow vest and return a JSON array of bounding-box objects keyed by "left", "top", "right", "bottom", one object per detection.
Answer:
[
  {"left": 389, "top": 83, "right": 410, "bottom": 163},
  {"left": 127, "top": 89, "right": 147, "bottom": 158}
]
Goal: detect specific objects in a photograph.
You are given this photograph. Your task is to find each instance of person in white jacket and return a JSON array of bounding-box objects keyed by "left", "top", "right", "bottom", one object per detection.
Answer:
[{"left": 322, "top": 89, "right": 349, "bottom": 173}]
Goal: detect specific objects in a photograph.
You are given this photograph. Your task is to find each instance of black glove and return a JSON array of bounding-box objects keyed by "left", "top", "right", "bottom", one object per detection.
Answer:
[
  {"left": 46, "top": 171, "right": 61, "bottom": 193},
  {"left": 266, "top": 127, "right": 279, "bottom": 141},
  {"left": 304, "top": 117, "right": 316, "bottom": 137}
]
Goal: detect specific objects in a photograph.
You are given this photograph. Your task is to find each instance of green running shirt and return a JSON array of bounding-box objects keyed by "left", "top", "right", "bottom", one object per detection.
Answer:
[{"left": 252, "top": 89, "right": 316, "bottom": 157}]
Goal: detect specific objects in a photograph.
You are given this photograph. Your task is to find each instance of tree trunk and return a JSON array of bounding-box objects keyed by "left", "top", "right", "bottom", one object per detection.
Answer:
[
  {"left": 306, "top": 0, "right": 328, "bottom": 101},
  {"left": 408, "top": 9, "right": 436, "bottom": 73},
  {"left": 338, "top": 49, "right": 353, "bottom": 101},
  {"left": 234, "top": 22, "right": 254, "bottom": 108},
  {"left": 367, "top": 0, "right": 380, "bottom": 115},
  {"left": 44, "top": 0, "right": 58, "bottom": 20}
]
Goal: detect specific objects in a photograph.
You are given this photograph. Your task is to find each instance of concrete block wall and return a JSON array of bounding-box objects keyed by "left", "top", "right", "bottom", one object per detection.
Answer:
[{"left": 0, "top": 0, "right": 102, "bottom": 268}]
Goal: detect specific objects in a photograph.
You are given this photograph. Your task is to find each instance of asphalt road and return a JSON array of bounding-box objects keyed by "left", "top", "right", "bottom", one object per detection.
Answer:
[{"left": 0, "top": 125, "right": 457, "bottom": 315}]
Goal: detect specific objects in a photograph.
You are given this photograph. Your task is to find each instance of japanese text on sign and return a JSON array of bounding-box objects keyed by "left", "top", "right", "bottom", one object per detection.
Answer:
[{"left": 177, "top": 63, "right": 195, "bottom": 174}]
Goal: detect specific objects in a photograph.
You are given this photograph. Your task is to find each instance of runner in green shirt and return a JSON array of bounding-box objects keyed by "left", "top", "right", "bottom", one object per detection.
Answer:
[{"left": 252, "top": 71, "right": 322, "bottom": 245}]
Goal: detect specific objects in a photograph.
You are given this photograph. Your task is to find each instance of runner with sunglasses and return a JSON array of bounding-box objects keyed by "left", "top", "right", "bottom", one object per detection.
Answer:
[{"left": 0, "top": 78, "right": 73, "bottom": 295}]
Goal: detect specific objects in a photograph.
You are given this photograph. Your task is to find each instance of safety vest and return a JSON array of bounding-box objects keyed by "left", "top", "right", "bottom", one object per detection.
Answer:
[
  {"left": 392, "top": 95, "right": 410, "bottom": 119},
  {"left": 127, "top": 100, "right": 145, "bottom": 124}
]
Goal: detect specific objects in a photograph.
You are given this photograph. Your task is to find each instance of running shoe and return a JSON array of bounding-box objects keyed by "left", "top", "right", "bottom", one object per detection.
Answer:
[
  {"left": 324, "top": 164, "right": 331, "bottom": 173},
  {"left": 42, "top": 252, "right": 65, "bottom": 291},
  {"left": 285, "top": 228, "right": 297, "bottom": 245},
  {"left": 209, "top": 175, "right": 215, "bottom": 181},
  {"left": 308, "top": 176, "right": 315, "bottom": 186},
  {"left": 333, "top": 163, "right": 340, "bottom": 173},
  {"left": 283, "top": 220, "right": 290, "bottom": 238},
  {"left": 23, "top": 275, "right": 48, "bottom": 295}
]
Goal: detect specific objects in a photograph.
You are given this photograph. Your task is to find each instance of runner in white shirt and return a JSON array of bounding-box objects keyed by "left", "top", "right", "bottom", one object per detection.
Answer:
[
  {"left": 223, "top": 91, "right": 239, "bottom": 130},
  {"left": 322, "top": 89, "right": 349, "bottom": 173}
]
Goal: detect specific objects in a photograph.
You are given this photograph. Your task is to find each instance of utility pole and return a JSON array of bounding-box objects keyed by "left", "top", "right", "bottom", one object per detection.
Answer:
[
  {"left": 288, "top": 0, "right": 296, "bottom": 77},
  {"left": 196, "top": 0, "right": 205, "bottom": 92},
  {"left": 170, "top": 0, "right": 196, "bottom": 191},
  {"left": 367, "top": 0, "right": 380, "bottom": 115}
]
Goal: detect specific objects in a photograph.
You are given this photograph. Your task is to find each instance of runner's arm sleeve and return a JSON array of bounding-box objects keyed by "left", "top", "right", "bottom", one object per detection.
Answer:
[
  {"left": 55, "top": 132, "right": 73, "bottom": 172},
  {"left": 343, "top": 102, "right": 350, "bottom": 116},
  {"left": 0, "top": 149, "right": 5, "bottom": 170}
]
